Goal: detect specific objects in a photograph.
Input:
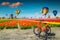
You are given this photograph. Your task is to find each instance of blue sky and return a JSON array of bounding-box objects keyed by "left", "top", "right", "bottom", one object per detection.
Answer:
[{"left": 0, "top": 0, "right": 60, "bottom": 18}]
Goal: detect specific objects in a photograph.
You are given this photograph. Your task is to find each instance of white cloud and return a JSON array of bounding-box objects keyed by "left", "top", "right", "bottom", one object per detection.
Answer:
[
  {"left": 9, "top": 2, "right": 22, "bottom": 7},
  {"left": 1, "top": 2, "right": 23, "bottom": 7},
  {"left": 1, "top": 2, "right": 10, "bottom": 5}
]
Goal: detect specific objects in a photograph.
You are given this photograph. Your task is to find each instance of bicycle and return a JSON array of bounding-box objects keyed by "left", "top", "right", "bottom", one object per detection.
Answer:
[{"left": 33, "top": 23, "right": 55, "bottom": 40}]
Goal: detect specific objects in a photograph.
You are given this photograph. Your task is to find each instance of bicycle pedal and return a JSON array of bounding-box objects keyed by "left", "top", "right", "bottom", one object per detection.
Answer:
[{"left": 48, "top": 33, "right": 55, "bottom": 36}]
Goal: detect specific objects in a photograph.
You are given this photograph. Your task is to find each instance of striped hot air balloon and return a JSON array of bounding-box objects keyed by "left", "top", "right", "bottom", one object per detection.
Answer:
[
  {"left": 42, "top": 7, "right": 49, "bottom": 16},
  {"left": 15, "top": 9, "right": 20, "bottom": 15}
]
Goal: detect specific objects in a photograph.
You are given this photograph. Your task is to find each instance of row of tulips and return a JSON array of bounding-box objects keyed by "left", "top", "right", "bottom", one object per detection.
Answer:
[
  {"left": 0, "top": 20, "right": 38, "bottom": 29},
  {"left": 43, "top": 18, "right": 60, "bottom": 23},
  {"left": 0, "top": 19, "right": 60, "bottom": 29},
  {"left": 0, "top": 20, "right": 17, "bottom": 28}
]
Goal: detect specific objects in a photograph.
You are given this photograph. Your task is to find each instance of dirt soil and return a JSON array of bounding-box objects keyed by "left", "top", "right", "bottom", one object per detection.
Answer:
[{"left": 0, "top": 27, "right": 60, "bottom": 40}]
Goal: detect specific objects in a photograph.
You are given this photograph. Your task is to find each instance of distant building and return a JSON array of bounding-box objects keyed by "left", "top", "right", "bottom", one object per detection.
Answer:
[
  {"left": 14, "top": 16, "right": 17, "bottom": 19},
  {"left": 31, "top": 17, "right": 32, "bottom": 19},
  {"left": 23, "top": 17, "right": 25, "bottom": 18},
  {"left": 10, "top": 14, "right": 13, "bottom": 19},
  {"left": 48, "top": 15, "right": 50, "bottom": 18},
  {"left": 1, "top": 17, "right": 5, "bottom": 19},
  {"left": 56, "top": 16, "right": 59, "bottom": 19}
]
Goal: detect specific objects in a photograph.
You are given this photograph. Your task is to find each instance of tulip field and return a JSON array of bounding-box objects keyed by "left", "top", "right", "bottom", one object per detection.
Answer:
[
  {"left": 0, "top": 18, "right": 60, "bottom": 29},
  {"left": 0, "top": 19, "right": 38, "bottom": 29}
]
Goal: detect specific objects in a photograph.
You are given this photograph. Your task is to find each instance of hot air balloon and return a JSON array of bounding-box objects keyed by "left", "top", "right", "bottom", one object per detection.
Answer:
[
  {"left": 15, "top": 9, "right": 20, "bottom": 15},
  {"left": 53, "top": 10, "right": 57, "bottom": 16},
  {"left": 42, "top": 7, "right": 49, "bottom": 16}
]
